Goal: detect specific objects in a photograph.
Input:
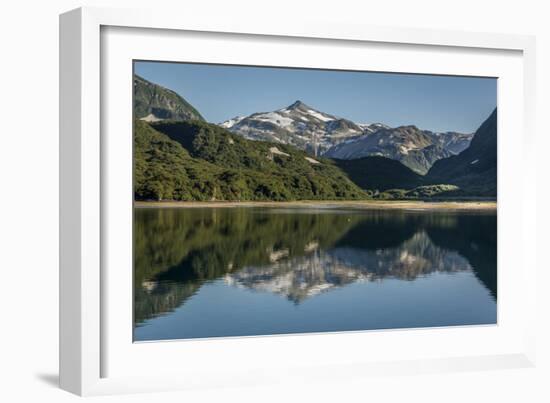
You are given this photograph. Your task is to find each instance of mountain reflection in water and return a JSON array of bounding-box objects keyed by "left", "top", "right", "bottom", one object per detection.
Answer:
[
  {"left": 226, "top": 231, "right": 473, "bottom": 304},
  {"left": 134, "top": 207, "right": 496, "bottom": 339}
]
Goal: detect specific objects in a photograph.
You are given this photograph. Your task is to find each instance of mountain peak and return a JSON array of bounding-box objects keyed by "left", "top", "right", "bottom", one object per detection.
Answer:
[{"left": 287, "top": 100, "right": 310, "bottom": 110}]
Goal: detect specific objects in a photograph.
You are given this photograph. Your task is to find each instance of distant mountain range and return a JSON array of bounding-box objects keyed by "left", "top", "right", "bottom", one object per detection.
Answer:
[
  {"left": 133, "top": 74, "right": 496, "bottom": 199},
  {"left": 326, "top": 125, "right": 455, "bottom": 174},
  {"left": 221, "top": 100, "right": 474, "bottom": 174}
]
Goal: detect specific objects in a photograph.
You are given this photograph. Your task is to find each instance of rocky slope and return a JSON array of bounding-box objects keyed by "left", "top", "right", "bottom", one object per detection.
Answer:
[
  {"left": 134, "top": 74, "right": 204, "bottom": 122},
  {"left": 325, "top": 125, "right": 455, "bottom": 174},
  {"left": 221, "top": 100, "right": 368, "bottom": 155},
  {"left": 428, "top": 131, "right": 475, "bottom": 155}
]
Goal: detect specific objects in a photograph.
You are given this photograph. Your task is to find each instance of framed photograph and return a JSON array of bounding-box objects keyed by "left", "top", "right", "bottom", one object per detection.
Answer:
[{"left": 60, "top": 7, "right": 537, "bottom": 396}]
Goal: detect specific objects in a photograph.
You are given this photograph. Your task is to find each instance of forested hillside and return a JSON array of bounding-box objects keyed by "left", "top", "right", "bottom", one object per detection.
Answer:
[{"left": 134, "top": 120, "right": 368, "bottom": 201}]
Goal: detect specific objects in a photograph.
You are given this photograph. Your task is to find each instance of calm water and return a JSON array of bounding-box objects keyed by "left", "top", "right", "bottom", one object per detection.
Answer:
[{"left": 134, "top": 207, "right": 497, "bottom": 341}]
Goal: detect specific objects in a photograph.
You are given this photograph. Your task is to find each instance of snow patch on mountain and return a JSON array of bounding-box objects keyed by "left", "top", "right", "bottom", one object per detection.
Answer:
[
  {"left": 305, "top": 156, "right": 320, "bottom": 164},
  {"left": 256, "top": 112, "right": 294, "bottom": 127},
  {"left": 269, "top": 147, "right": 290, "bottom": 157},
  {"left": 220, "top": 116, "right": 245, "bottom": 128},
  {"left": 307, "top": 109, "right": 333, "bottom": 122},
  {"left": 140, "top": 113, "right": 163, "bottom": 122}
]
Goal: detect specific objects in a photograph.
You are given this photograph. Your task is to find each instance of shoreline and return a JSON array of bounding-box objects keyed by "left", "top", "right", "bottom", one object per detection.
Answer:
[{"left": 134, "top": 200, "right": 497, "bottom": 211}]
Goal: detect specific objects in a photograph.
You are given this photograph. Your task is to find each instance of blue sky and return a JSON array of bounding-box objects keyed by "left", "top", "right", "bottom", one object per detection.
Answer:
[{"left": 135, "top": 61, "right": 496, "bottom": 133}]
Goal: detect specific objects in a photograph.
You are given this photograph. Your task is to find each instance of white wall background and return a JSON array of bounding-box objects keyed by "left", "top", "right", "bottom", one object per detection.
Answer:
[{"left": 0, "top": 0, "right": 548, "bottom": 402}]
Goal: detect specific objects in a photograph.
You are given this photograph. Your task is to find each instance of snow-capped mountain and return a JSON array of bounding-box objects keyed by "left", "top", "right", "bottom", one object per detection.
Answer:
[
  {"left": 219, "top": 115, "right": 245, "bottom": 129},
  {"left": 220, "top": 100, "right": 365, "bottom": 155},
  {"left": 359, "top": 122, "right": 391, "bottom": 133},
  {"left": 427, "top": 131, "right": 475, "bottom": 155},
  {"left": 324, "top": 125, "right": 457, "bottom": 174},
  {"left": 220, "top": 100, "right": 474, "bottom": 173}
]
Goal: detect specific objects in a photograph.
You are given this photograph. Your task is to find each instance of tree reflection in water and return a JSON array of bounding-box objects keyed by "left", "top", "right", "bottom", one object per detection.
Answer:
[{"left": 134, "top": 207, "right": 496, "bottom": 326}]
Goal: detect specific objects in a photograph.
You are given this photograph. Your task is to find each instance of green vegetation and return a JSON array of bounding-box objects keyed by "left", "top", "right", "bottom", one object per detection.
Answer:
[
  {"left": 378, "top": 184, "right": 461, "bottom": 199},
  {"left": 334, "top": 156, "right": 423, "bottom": 191},
  {"left": 134, "top": 120, "right": 219, "bottom": 201},
  {"left": 134, "top": 119, "right": 369, "bottom": 201}
]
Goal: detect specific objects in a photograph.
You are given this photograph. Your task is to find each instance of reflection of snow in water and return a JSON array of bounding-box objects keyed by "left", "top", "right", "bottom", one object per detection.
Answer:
[
  {"left": 141, "top": 280, "right": 158, "bottom": 293},
  {"left": 268, "top": 248, "right": 289, "bottom": 263},
  {"left": 304, "top": 241, "right": 319, "bottom": 253},
  {"left": 224, "top": 231, "right": 472, "bottom": 303}
]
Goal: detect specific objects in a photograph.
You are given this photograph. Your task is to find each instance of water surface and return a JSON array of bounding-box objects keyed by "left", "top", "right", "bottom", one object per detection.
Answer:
[{"left": 134, "top": 206, "right": 496, "bottom": 341}]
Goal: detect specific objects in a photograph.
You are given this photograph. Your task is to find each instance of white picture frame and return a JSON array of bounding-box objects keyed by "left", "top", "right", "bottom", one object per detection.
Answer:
[{"left": 59, "top": 6, "right": 537, "bottom": 396}]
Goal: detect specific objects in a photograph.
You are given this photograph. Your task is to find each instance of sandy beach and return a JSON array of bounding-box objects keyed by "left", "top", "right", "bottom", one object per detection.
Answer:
[{"left": 134, "top": 200, "right": 496, "bottom": 211}]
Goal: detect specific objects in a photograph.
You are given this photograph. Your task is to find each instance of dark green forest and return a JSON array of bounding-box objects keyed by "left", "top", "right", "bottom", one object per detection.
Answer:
[{"left": 134, "top": 120, "right": 370, "bottom": 201}]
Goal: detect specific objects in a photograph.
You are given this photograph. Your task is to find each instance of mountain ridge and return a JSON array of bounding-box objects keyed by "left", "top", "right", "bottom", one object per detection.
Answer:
[
  {"left": 325, "top": 124, "right": 457, "bottom": 174},
  {"left": 222, "top": 100, "right": 473, "bottom": 173},
  {"left": 426, "top": 108, "right": 497, "bottom": 196}
]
